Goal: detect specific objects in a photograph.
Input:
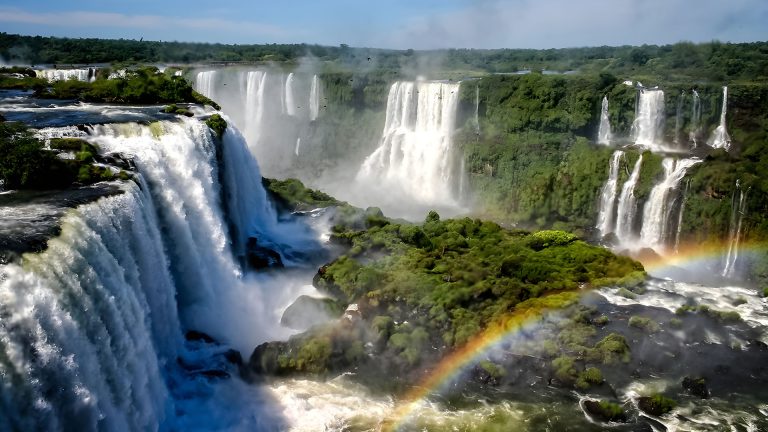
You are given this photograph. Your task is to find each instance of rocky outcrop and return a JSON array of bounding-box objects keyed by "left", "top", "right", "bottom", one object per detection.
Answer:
[
  {"left": 280, "top": 295, "right": 340, "bottom": 330},
  {"left": 246, "top": 237, "right": 283, "bottom": 269}
]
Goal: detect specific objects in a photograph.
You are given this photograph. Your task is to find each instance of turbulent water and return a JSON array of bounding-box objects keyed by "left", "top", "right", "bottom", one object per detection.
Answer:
[{"left": 356, "top": 81, "right": 462, "bottom": 212}]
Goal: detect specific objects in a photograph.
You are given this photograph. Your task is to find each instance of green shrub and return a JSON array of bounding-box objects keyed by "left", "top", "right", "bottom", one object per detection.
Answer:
[
  {"left": 628, "top": 316, "right": 660, "bottom": 333},
  {"left": 205, "top": 114, "right": 227, "bottom": 137}
]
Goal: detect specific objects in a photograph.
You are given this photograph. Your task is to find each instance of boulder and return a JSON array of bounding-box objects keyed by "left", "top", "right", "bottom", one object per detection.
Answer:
[
  {"left": 638, "top": 395, "right": 676, "bottom": 416},
  {"left": 682, "top": 376, "right": 710, "bottom": 399},
  {"left": 281, "top": 295, "right": 339, "bottom": 330}
]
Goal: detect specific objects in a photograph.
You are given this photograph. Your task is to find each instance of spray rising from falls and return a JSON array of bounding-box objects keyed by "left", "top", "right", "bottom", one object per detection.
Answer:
[
  {"left": 357, "top": 81, "right": 461, "bottom": 207},
  {"left": 631, "top": 89, "right": 665, "bottom": 150},
  {"left": 597, "top": 96, "right": 612, "bottom": 145},
  {"left": 596, "top": 151, "right": 624, "bottom": 237},
  {"left": 639, "top": 158, "right": 701, "bottom": 252},
  {"left": 708, "top": 86, "right": 731, "bottom": 151},
  {"left": 722, "top": 180, "right": 749, "bottom": 278}
]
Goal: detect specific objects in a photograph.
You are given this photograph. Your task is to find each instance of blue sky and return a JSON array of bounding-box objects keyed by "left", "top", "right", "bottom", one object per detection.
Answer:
[{"left": 0, "top": 0, "right": 766, "bottom": 49}]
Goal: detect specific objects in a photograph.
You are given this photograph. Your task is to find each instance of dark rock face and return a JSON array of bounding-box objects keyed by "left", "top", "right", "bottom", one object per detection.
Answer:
[
  {"left": 682, "top": 376, "right": 710, "bottom": 398},
  {"left": 246, "top": 237, "right": 283, "bottom": 270},
  {"left": 185, "top": 330, "right": 218, "bottom": 344},
  {"left": 248, "top": 341, "right": 285, "bottom": 376},
  {"left": 281, "top": 295, "right": 338, "bottom": 330}
]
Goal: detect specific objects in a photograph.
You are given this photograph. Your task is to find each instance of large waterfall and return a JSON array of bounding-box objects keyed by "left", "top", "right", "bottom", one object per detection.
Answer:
[
  {"left": 309, "top": 74, "right": 320, "bottom": 122},
  {"left": 708, "top": 86, "right": 731, "bottom": 151},
  {"left": 0, "top": 117, "right": 321, "bottom": 430},
  {"left": 638, "top": 158, "right": 701, "bottom": 251},
  {"left": 356, "top": 81, "right": 461, "bottom": 206},
  {"left": 284, "top": 73, "right": 296, "bottom": 116},
  {"left": 597, "top": 96, "right": 612, "bottom": 145},
  {"left": 631, "top": 89, "right": 665, "bottom": 149},
  {"left": 596, "top": 150, "right": 623, "bottom": 237}
]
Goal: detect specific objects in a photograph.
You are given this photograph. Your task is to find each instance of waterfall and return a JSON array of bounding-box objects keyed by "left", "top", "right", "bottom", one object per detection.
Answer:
[
  {"left": 689, "top": 90, "right": 701, "bottom": 147},
  {"left": 674, "top": 91, "right": 684, "bottom": 146},
  {"left": 722, "top": 180, "right": 749, "bottom": 278},
  {"left": 614, "top": 155, "right": 643, "bottom": 244},
  {"left": 708, "top": 86, "right": 731, "bottom": 151},
  {"left": 597, "top": 96, "right": 612, "bottom": 145},
  {"left": 596, "top": 151, "right": 624, "bottom": 237},
  {"left": 357, "top": 81, "right": 461, "bottom": 205},
  {"left": 474, "top": 85, "right": 481, "bottom": 134},
  {"left": 309, "top": 74, "right": 320, "bottom": 121},
  {"left": 194, "top": 71, "right": 217, "bottom": 101},
  {"left": 295, "top": 137, "right": 301, "bottom": 156},
  {"left": 639, "top": 158, "right": 701, "bottom": 252},
  {"left": 285, "top": 73, "right": 296, "bottom": 117},
  {"left": 36, "top": 68, "right": 96, "bottom": 82},
  {"left": 244, "top": 71, "right": 267, "bottom": 152},
  {"left": 0, "top": 117, "right": 315, "bottom": 429}
]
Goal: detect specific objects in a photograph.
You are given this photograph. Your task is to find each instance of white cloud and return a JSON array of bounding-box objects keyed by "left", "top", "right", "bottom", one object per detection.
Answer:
[
  {"left": 371, "top": 0, "right": 768, "bottom": 49},
  {"left": 0, "top": 7, "right": 288, "bottom": 40}
]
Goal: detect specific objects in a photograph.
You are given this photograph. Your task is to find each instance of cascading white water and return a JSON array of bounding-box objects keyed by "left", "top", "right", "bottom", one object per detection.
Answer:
[
  {"left": 194, "top": 71, "right": 217, "bottom": 101},
  {"left": 244, "top": 71, "right": 268, "bottom": 152},
  {"left": 614, "top": 155, "right": 643, "bottom": 244},
  {"left": 639, "top": 158, "right": 701, "bottom": 252},
  {"left": 0, "top": 186, "right": 178, "bottom": 431},
  {"left": 689, "top": 90, "right": 702, "bottom": 147},
  {"left": 36, "top": 68, "right": 96, "bottom": 82},
  {"left": 632, "top": 89, "right": 665, "bottom": 149},
  {"left": 597, "top": 96, "right": 612, "bottom": 145},
  {"left": 596, "top": 151, "right": 624, "bottom": 237},
  {"left": 309, "top": 74, "right": 320, "bottom": 121},
  {"left": 722, "top": 180, "right": 749, "bottom": 278},
  {"left": 708, "top": 86, "right": 731, "bottom": 151},
  {"left": 357, "top": 81, "right": 461, "bottom": 205},
  {"left": 474, "top": 85, "right": 481, "bottom": 134},
  {"left": 284, "top": 72, "right": 296, "bottom": 117}
]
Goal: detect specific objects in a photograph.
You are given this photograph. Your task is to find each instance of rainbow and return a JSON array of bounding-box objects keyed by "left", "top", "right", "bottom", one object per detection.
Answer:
[
  {"left": 381, "top": 240, "right": 767, "bottom": 430},
  {"left": 382, "top": 291, "right": 581, "bottom": 431},
  {"left": 635, "top": 240, "right": 767, "bottom": 274}
]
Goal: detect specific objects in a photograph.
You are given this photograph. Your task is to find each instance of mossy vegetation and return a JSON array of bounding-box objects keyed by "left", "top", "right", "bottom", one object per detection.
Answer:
[
  {"left": 0, "top": 121, "right": 131, "bottom": 189},
  {"left": 263, "top": 177, "right": 341, "bottom": 211},
  {"left": 250, "top": 208, "right": 644, "bottom": 384},
  {"left": 638, "top": 394, "right": 677, "bottom": 416},
  {"left": 205, "top": 114, "right": 227, "bottom": 137},
  {"left": 628, "top": 315, "right": 661, "bottom": 333}
]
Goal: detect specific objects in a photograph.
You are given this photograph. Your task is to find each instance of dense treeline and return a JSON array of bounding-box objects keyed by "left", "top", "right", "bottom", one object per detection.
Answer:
[{"left": 2, "top": 32, "right": 767, "bottom": 82}]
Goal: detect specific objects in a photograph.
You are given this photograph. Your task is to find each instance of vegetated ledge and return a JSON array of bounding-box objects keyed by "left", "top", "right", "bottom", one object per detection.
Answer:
[
  {"left": 246, "top": 179, "right": 646, "bottom": 394},
  {"left": 0, "top": 66, "right": 220, "bottom": 109}
]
